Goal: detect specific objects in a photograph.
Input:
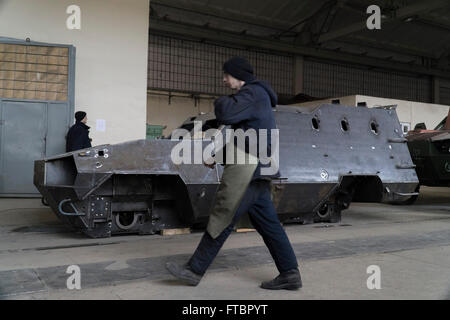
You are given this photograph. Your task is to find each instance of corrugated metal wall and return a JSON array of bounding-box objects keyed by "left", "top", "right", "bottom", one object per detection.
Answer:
[
  {"left": 148, "top": 34, "right": 294, "bottom": 96},
  {"left": 441, "top": 79, "right": 450, "bottom": 106},
  {"left": 148, "top": 34, "right": 443, "bottom": 104},
  {"left": 303, "top": 58, "right": 432, "bottom": 102}
]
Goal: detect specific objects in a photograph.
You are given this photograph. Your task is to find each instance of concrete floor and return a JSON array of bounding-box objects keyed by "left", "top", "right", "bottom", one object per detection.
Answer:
[{"left": 0, "top": 186, "right": 449, "bottom": 300}]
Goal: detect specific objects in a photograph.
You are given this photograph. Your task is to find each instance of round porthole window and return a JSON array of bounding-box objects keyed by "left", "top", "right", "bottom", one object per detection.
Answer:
[
  {"left": 341, "top": 118, "right": 349, "bottom": 132},
  {"left": 312, "top": 116, "right": 320, "bottom": 130},
  {"left": 370, "top": 121, "right": 379, "bottom": 135}
]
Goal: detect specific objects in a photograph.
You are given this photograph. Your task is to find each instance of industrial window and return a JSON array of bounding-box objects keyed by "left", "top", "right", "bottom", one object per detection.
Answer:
[
  {"left": 303, "top": 58, "right": 432, "bottom": 103},
  {"left": 148, "top": 34, "right": 294, "bottom": 96},
  {"left": 0, "top": 43, "right": 69, "bottom": 101}
]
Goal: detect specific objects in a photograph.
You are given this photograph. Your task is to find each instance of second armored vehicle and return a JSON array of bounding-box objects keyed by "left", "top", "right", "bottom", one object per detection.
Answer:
[{"left": 405, "top": 109, "right": 450, "bottom": 203}]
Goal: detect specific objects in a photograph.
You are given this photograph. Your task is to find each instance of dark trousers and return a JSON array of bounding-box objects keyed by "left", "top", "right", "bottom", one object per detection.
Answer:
[{"left": 188, "top": 180, "right": 298, "bottom": 275}]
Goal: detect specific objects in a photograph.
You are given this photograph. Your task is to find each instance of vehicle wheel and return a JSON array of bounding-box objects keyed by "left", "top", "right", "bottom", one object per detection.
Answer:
[
  {"left": 41, "top": 197, "right": 49, "bottom": 206},
  {"left": 314, "top": 203, "right": 342, "bottom": 223}
]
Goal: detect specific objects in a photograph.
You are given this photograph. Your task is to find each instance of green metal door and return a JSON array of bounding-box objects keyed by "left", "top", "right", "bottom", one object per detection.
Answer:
[
  {"left": 0, "top": 38, "right": 75, "bottom": 196},
  {"left": 0, "top": 101, "right": 46, "bottom": 194}
]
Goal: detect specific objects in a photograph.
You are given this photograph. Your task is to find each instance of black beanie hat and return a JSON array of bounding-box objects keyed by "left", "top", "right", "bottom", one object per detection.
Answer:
[
  {"left": 223, "top": 56, "right": 255, "bottom": 82},
  {"left": 75, "top": 111, "right": 86, "bottom": 122}
]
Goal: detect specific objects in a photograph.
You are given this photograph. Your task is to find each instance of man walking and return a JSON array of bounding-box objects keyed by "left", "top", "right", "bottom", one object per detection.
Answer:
[{"left": 166, "top": 57, "right": 301, "bottom": 290}]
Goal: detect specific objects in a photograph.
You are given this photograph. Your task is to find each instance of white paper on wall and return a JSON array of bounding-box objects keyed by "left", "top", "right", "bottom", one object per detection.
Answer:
[{"left": 96, "top": 119, "right": 106, "bottom": 132}]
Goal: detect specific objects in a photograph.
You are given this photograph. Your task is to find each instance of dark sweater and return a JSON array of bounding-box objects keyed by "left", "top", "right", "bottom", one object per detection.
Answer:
[
  {"left": 66, "top": 121, "right": 92, "bottom": 152},
  {"left": 214, "top": 80, "right": 280, "bottom": 179}
]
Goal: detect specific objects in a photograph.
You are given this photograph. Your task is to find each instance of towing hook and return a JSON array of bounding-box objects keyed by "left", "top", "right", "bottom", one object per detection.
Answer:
[{"left": 58, "top": 198, "right": 85, "bottom": 216}]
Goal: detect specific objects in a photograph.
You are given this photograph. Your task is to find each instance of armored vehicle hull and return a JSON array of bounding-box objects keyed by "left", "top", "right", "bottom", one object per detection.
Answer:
[
  {"left": 407, "top": 131, "right": 450, "bottom": 187},
  {"left": 406, "top": 112, "right": 450, "bottom": 201},
  {"left": 34, "top": 104, "right": 418, "bottom": 238}
]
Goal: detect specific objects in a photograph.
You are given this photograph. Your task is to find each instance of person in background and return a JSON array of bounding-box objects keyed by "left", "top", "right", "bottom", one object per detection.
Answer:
[{"left": 66, "top": 111, "right": 92, "bottom": 152}]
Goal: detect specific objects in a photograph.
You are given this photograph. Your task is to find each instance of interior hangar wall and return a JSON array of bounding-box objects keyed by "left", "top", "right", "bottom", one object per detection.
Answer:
[{"left": 0, "top": 0, "right": 150, "bottom": 146}]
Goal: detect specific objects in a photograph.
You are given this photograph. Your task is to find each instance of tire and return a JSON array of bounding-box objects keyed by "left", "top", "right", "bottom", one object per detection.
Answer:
[
  {"left": 314, "top": 203, "right": 342, "bottom": 223},
  {"left": 41, "top": 197, "right": 49, "bottom": 206}
]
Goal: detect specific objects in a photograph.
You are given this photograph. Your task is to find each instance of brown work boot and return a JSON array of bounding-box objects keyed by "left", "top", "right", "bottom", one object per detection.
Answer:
[{"left": 260, "top": 269, "right": 302, "bottom": 290}]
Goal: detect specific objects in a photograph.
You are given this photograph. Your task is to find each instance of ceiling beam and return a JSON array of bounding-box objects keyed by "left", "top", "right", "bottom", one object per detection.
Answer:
[
  {"left": 266, "top": 1, "right": 296, "bottom": 20},
  {"left": 277, "top": 0, "right": 336, "bottom": 40},
  {"left": 413, "top": 16, "right": 450, "bottom": 31},
  {"left": 315, "top": 1, "right": 342, "bottom": 39},
  {"left": 149, "top": 18, "right": 450, "bottom": 78},
  {"left": 342, "top": 34, "right": 438, "bottom": 59},
  {"left": 317, "top": 0, "right": 449, "bottom": 43},
  {"left": 283, "top": 0, "right": 317, "bottom": 23},
  {"left": 151, "top": 0, "right": 291, "bottom": 31}
]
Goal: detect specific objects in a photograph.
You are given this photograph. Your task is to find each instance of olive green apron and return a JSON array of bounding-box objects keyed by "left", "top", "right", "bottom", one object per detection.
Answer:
[{"left": 206, "top": 146, "right": 258, "bottom": 239}]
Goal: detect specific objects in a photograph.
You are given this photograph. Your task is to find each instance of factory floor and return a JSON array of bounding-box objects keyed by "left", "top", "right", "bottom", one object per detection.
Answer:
[{"left": 0, "top": 187, "right": 449, "bottom": 300}]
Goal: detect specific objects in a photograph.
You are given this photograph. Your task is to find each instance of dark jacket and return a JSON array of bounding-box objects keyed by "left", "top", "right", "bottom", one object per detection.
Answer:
[
  {"left": 214, "top": 80, "right": 280, "bottom": 179},
  {"left": 66, "top": 121, "right": 92, "bottom": 152}
]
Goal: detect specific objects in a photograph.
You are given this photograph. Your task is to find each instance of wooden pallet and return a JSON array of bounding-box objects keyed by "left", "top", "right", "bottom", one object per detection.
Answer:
[
  {"left": 160, "top": 228, "right": 191, "bottom": 236},
  {"left": 235, "top": 228, "right": 256, "bottom": 233}
]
